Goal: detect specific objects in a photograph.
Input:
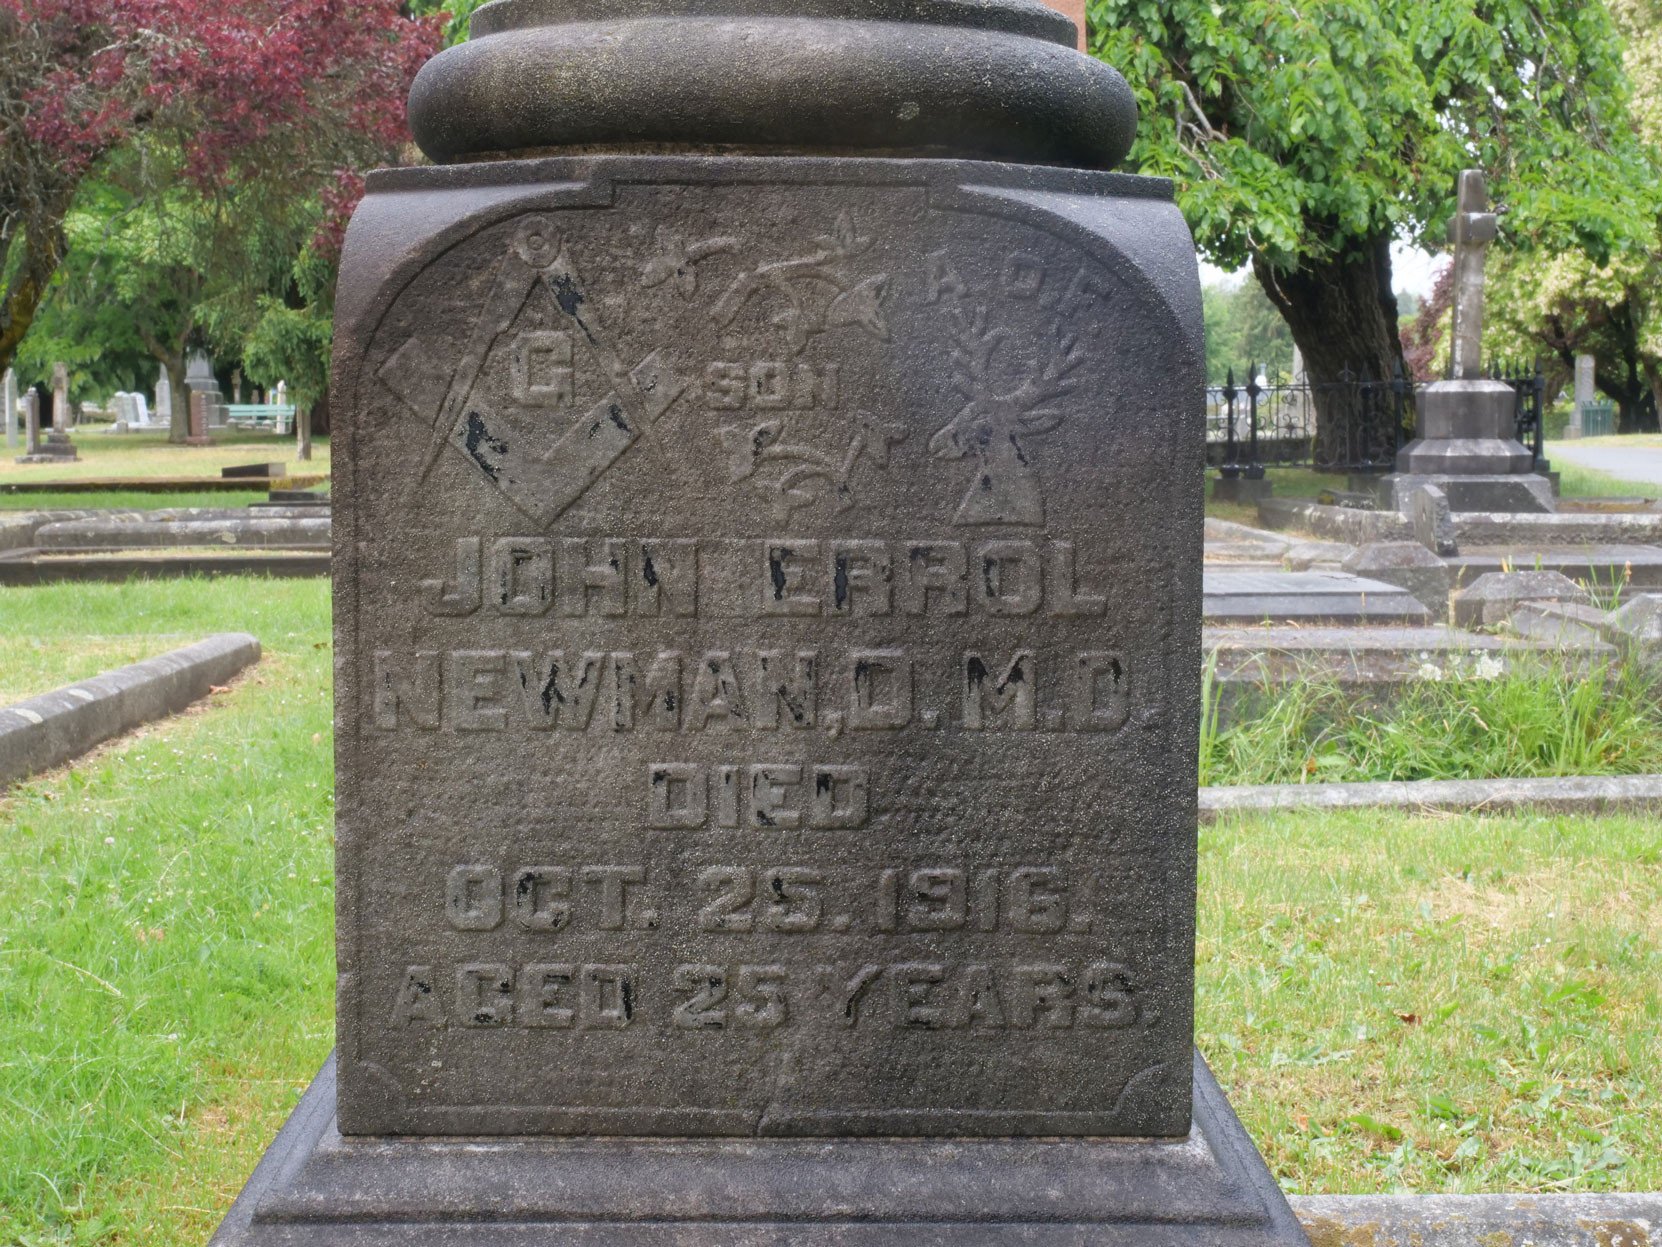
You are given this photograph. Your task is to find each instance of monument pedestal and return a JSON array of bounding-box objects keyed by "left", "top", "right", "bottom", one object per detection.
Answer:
[
  {"left": 16, "top": 430, "right": 78, "bottom": 464},
  {"left": 1381, "top": 378, "right": 1554, "bottom": 513},
  {"left": 213, "top": 1050, "right": 1306, "bottom": 1246}
]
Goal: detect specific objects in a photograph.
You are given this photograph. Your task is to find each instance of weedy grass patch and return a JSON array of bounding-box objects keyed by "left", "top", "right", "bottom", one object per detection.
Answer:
[
  {"left": 1201, "top": 655, "right": 1662, "bottom": 787},
  {"left": 1200, "top": 808, "right": 1662, "bottom": 1194},
  {"left": 0, "top": 578, "right": 333, "bottom": 1247}
]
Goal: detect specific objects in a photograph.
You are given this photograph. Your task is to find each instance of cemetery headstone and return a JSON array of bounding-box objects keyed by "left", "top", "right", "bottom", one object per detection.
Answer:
[
  {"left": 1341, "top": 542, "right": 1453, "bottom": 620},
  {"left": 1452, "top": 571, "right": 1592, "bottom": 629},
  {"left": 19, "top": 388, "right": 40, "bottom": 458},
  {"left": 156, "top": 366, "right": 174, "bottom": 424},
  {"left": 186, "top": 390, "right": 217, "bottom": 447},
  {"left": 1383, "top": 172, "right": 1553, "bottom": 514},
  {"left": 1410, "top": 484, "right": 1458, "bottom": 557},
  {"left": 2, "top": 368, "right": 15, "bottom": 449},
  {"left": 1571, "top": 354, "right": 1596, "bottom": 440},
  {"left": 187, "top": 351, "right": 229, "bottom": 430},
  {"left": 214, "top": 3, "right": 1305, "bottom": 1243},
  {"left": 20, "top": 368, "right": 80, "bottom": 463}
]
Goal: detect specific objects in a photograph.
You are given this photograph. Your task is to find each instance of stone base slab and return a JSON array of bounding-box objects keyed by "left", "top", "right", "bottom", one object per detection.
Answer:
[
  {"left": 211, "top": 1050, "right": 1309, "bottom": 1246},
  {"left": 1379, "top": 473, "right": 1555, "bottom": 514},
  {"left": 14, "top": 451, "right": 80, "bottom": 464}
]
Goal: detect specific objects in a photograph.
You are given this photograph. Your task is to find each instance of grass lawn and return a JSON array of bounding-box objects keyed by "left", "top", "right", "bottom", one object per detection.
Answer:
[
  {"left": 0, "top": 491, "right": 270, "bottom": 513},
  {"left": 0, "top": 430, "right": 329, "bottom": 486},
  {"left": 1203, "top": 809, "right": 1661, "bottom": 1195},
  {"left": 0, "top": 580, "right": 1657, "bottom": 1243},
  {"left": 0, "top": 579, "right": 333, "bottom": 1247}
]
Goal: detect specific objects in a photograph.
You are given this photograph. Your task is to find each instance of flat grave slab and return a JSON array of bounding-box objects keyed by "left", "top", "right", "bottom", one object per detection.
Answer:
[{"left": 1204, "top": 570, "right": 1430, "bottom": 624}]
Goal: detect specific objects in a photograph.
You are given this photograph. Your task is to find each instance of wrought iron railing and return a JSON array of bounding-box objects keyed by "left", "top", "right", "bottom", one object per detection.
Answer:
[{"left": 1208, "top": 360, "right": 1547, "bottom": 476}]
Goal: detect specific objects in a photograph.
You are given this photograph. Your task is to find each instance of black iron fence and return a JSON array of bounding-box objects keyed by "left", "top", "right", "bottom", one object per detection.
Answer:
[{"left": 1208, "top": 360, "right": 1547, "bottom": 477}]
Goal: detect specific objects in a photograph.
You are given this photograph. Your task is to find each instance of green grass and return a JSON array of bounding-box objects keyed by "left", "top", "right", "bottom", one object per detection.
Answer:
[
  {"left": 1201, "top": 808, "right": 1662, "bottom": 1194},
  {"left": 0, "top": 431, "right": 329, "bottom": 484},
  {"left": 1202, "top": 657, "right": 1662, "bottom": 788},
  {"left": 0, "top": 579, "right": 333, "bottom": 1247},
  {"left": 0, "top": 491, "right": 270, "bottom": 513},
  {"left": 0, "top": 580, "right": 1658, "bottom": 1242}
]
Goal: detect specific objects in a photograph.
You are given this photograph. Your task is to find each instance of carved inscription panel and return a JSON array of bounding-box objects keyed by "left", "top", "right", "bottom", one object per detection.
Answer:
[{"left": 338, "top": 170, "right": 1202, "bottom": 1138}]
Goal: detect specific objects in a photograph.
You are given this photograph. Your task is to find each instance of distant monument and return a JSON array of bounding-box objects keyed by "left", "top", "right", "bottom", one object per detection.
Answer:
[
  {"left": 156, "top": 365, "right": 174, "bottom": 424},
  {"left": 1381, "top": 171, "right": 1553, "bottom": 513},
  {"left": 185, "top": 351, "right": 228, "bottom": 431},
  {"left": 214, "top": 2, "right": 1305, "bottom": 1245},
  {"left": 2, "top": 368, "right": 15, "bottom": 449},
  {"left": 18, "top": 364, "right": 79, "bottom": 463}
]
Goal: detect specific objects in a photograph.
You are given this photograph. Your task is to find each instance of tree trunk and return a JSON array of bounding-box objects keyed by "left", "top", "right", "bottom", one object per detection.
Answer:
[
  {"left": 166, "top": 358, "right": 189, "bottom": 444},
  {"left": 1253, "top": 231, "right": 1408, "bottom": 471}
]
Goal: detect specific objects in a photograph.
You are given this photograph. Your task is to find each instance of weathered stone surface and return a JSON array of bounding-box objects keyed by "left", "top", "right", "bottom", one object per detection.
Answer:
[
  {"left": 1452, "top": 570, "right": 1592, "bottom": 628},
  {"left": 1203, "top": 774, "right": 1662, "bottom": 822},
  {"left": 1409, "top": 484, "right": 1458, "bottom": 555},
  {"left": 31, "top": 516, "right": 330, "bottom": 549},
  {"left": 1205, "top": 570, "right": 1429, "bottom": 625},
  {"left": 217, "top": 5, "right": 1310, "bottom": 1240},
  {"left": 328, "top": 151, "right": 1205, "bottom": 1141},
  {"left": 1292, "top": 1193, "right": 1662, "bottom": 1247},
  {"left": 215, "top": 1049, "right": 1310, "bottom": 1245},
  {"left": 409, "top": 0, "right": 1137, "bottom": 170},
  {"left": 1605, "top": 593, "right": 1662, "bottom": 662},
  {"left": 1342, "top": 542, "right": 1451, "bottom": 620}
]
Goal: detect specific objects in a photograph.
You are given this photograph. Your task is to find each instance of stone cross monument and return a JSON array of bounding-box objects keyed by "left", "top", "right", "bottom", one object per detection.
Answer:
[
  {"left": 1571, "top": 354, "right": 1596, "bottom": 439},
  {"left": 1447, "top": 169, "right": 1497, "bottom": 383},
  {"left": 1383, "top": 170, "right": 1553, "bottom": 514},
  {"left": 2, "top": 368, "right": 15, "bottom": 449},
  {"left": 214, "top": 3, "right": 1304, "bottom": 1243}
]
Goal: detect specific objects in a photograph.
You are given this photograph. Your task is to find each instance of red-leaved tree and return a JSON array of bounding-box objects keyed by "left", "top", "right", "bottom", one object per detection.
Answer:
[{"left": 0, "top": 0, "right": 439, "bottom": 379}]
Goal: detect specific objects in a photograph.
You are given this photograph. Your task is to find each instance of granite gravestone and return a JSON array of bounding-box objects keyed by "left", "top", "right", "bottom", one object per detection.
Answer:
[
  {"left": 3, "top": 368, "right": 16, "bottom": 449},
  {"left": 1383, "top": 171, "right": 1552, "bottom": 514},
  {"left": 20, "top": 388, "right": 40, "bottom": 458},
  {"left": 215, "top": 2, "right": 1305, "bottom": 1242},
  {"left": 156, "top": 365, "right": 174, "bottom": 426}
]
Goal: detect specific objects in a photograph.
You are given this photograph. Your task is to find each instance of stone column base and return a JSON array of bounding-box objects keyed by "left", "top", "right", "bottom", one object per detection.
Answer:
[
  {"left": 212, "top": 1049, "right": 1309, "bottom": 1246},
  {"left": 1379, "top": 473, "right": 1555, "bottom": 514}
]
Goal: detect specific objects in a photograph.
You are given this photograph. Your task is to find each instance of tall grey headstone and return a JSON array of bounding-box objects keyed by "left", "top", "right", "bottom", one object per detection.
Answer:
[
  {"left": 1383, "top": 172, "right": 1553, "bottom": 514},
  {"left": 156, "top": 366, "right": 174, "bottom": 424},
  {"left": 2, "top": 368, "right": 15, "bottom": 449},
  {"left": 51, "top": 362, "right": 69, "bottom": 432},
  {"left": 1571, "top": 354, "right": 1595, "bottom": 440},
  {"left": 21, "top": 388, "right": 40, "bottom": 456},
  {"left": 214, "top": 4, "right": 1305, "bottom": 1244}
]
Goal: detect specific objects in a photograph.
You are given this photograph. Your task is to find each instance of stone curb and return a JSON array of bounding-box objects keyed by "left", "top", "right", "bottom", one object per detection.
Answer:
[
  {"left": 1201, "top": 773, "right": 1662, "bottom": 821},
  {"left": 0, "top": 633, "right": 261, "bottom": 788},
  {"left": 1290, "top": 1193, "right": 1661, "bottom": 1245}
]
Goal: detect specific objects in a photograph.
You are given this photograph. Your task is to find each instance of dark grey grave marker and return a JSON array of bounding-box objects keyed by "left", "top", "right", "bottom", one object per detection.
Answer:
[{"left": 215, "top": 3, "right": 1305, "bottom": 1242}]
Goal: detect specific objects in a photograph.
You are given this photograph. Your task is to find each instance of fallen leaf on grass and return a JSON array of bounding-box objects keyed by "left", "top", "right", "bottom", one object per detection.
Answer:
[
  {"left": 1396, "top": 1012, "right": 1421, "bottom": 1026},
  {"left": 209, "top": 685, "right": 231, "bottom": 695}
]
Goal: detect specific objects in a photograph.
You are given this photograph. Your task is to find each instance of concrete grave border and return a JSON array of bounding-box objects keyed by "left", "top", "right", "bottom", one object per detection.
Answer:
[
  {"left": 1201, "top": 773, "right": 1662, "bottom": 821},
  {"left": 0, "top": 633, "right": 261, "bottom": 788},
  {"left": 1290, "top": 1193, "right": 1661, "bottom": 1246}
]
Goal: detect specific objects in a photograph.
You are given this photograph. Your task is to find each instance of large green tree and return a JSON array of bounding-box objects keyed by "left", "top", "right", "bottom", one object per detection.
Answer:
[
  {"left": 1089, "top": 0, "right": 1654, "bottom": 453},
  {"left": 1485, "top": 0, "right": 1662, "bottom": 432}
]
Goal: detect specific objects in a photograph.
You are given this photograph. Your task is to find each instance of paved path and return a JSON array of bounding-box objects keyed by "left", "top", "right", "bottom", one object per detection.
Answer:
[{"left": 1552, "top": 442, "right": 1662, "bottom": 486}]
